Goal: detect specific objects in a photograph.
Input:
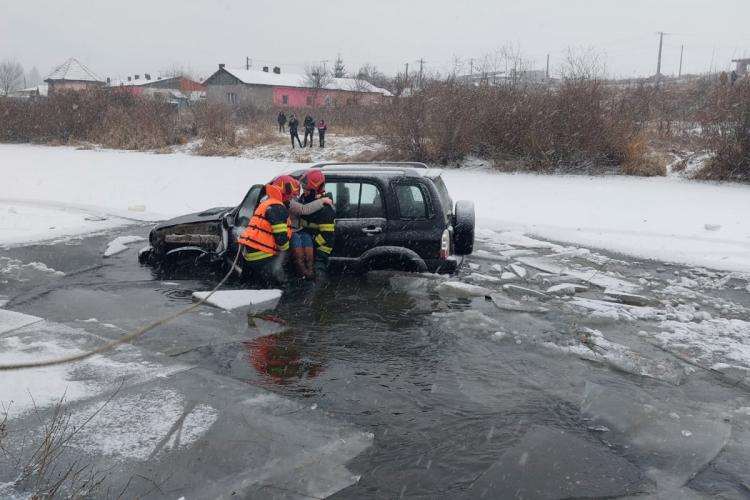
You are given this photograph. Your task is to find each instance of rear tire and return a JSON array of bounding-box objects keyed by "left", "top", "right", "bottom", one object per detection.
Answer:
[{"left": 454, "top": 200, "right": 475, "bottom": 255}]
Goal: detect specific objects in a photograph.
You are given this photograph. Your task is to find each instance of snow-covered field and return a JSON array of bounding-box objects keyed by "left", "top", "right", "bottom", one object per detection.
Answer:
[{"left": 2, "top": 143, "right": 750, "bottom": 272}]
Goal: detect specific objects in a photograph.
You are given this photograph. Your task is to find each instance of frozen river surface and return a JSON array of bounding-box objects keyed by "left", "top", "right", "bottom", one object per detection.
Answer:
[{"left": 2, "top": 225, "right": 750, "bottom": 499}]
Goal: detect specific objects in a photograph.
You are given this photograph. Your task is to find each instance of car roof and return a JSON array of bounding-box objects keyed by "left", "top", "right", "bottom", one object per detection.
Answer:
[{"left": 298, "top": 162, "right": 443, "bottom": 180}]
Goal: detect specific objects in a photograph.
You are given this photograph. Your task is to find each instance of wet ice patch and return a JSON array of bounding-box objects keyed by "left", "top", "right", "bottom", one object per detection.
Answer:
[
  {"left": 653, "top": 317, "right": 750, "bottom": 372},
  {"left": 0, "top": 320, "right": 190, "bottom": 416},
  {"left": 518, "top": 256, "right": 640, "bottom": 292},
  {"left": 0, "top": 309, "right": 42, "bottom": 335},
  {"left": 582, "top": 382, "right": 731, "bottom": 491},
  {"left": 570, "top": 297, "right": 663, "bottom": 323},
  {"left": 544, "top": 328, "right": 684, "bottom": 384},
  {"left": 435, "top": 281, "right": 491, "bottom": 298},
  {"left": 103, "top": 235, "right": 146, "bottom": 257},
  {"left": 462, "top": 426, "right": 646, "bottom": 499},
  {"left": 432, "top": 310, "right": 502, "bottom": 336},
  {"left": 68, "top": 388, "right": 219, "bottom": 461},
  {"left": 1, "top": 256, "right": 65, "bottom": 280},
  {"left": 193, "top": 289, "right": 282, "bottom": 312}
]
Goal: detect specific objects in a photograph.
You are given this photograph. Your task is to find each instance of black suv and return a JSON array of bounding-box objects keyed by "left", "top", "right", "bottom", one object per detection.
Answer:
[{"left": 139, "top": 162, "right": 475, "bottom": 274}]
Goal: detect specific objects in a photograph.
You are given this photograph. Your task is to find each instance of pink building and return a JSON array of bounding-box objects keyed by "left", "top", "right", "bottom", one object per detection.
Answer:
[{"left": 204, "top": 65, "right": 391, "bottom": 109}]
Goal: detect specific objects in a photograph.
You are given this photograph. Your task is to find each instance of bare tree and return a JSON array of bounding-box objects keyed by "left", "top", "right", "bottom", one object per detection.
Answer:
[
  {"left": 304, "top": 64, "right": 333, "bottom": 107},
  {"left": 559, "top": 47, "right": 606, "bottom": 81},
  {"left": 27, "top": 66, "right": 42, "bottom": 87},
  {"left": 160, "top": 64, "right": 197, "bottom": 81},
  {"left": 356, "top": 64, "right": 391, "bottom": 91},
  {"left": 333, "top": 54, "right": 346, "bottom": 78},
  {"left": 0, "top": 59, "right": 24, "bottom": 94},
  {"left": 304, "top": 64, "right": 333, "bottom": 89}
]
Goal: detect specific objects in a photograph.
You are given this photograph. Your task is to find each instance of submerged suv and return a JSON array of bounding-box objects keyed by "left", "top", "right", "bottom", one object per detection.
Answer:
[{"left": 139, "top": 162, "right": 475, "bottom": 274}]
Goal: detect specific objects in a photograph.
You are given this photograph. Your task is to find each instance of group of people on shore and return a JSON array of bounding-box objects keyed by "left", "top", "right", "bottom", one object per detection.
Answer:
[
  {"left": 237, "top": 169, "right": 335, "bottom": 286},
  {"left": 277, "top": 112, "right": 327, "bottom": 149}
]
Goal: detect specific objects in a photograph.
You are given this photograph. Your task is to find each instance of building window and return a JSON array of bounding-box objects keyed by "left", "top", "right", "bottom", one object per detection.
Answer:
[
  {"left": 282, "top": 95, "right": 288, "bottom": 105},
  {"left": 226, "top": 92, "right": 238, "bottom": 105},
  {"left": 306, "top": 95, "right": 313, "bottom": 106}
]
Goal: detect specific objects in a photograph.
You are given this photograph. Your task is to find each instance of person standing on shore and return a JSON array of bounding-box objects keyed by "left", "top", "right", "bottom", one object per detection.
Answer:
[
  {"left": 288, "top": 114, "right": 302, "bottom": 148},
  {"left": 277, "top": 111, "right": 287, "bottom": 132},
  {"left": 317, "top": 119, "right": 327, "bottom": 148}
]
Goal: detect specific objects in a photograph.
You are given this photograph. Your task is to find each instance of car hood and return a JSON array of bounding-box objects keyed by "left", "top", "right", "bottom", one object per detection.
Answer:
[{"left": 152, "top": 206, "right": 233, "bottom": 232}]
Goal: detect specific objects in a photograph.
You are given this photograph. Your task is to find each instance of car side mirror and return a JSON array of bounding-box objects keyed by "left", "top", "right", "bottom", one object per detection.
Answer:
[{"left": 223, "top": 212, "right": 235, "bottom": 228}]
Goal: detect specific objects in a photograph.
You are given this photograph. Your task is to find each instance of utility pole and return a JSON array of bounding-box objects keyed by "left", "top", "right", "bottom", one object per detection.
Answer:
[
  {"left": 246, "top": 57, "right": 251, "bottom": 70},
  {"left": 545, "top": 54, "right": 550, "bottom": 79},
  {"left": 405, "top": 62, "right": 409, "bottom": 85},
  {"left": 321, "top": 60, "right": 329, "bottom": 74},
  {"left": 417, "top": 58, "right": 424, "bottom": 88},
  {"left": 656, "top": 31, "right": 665, "bottom": 83},
  {"left": 678, "top": 45, "right": 684, "bottom": 78},
  {"left": 470, "top": 58, "right": 474, "bottom": 76}
]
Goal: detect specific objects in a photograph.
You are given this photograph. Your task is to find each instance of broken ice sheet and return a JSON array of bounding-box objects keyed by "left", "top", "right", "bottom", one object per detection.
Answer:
[
  {"left": 581, "top": 381, "right": 731, "bottom": 491},
  {"left": 192, "top": 289, "right": 282, "bottom": 313},
  {"left": 543, "top": 328, "right": 684, "bottom": 385},
  {"left": 461, "top": 425, "right": 646, "bottom": 499}
]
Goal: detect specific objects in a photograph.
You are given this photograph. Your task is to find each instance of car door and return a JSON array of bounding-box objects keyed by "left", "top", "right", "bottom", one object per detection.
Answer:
[
  {"left": 227, "top": 184, "right": 264, "bottom": 251},
  {"left": 386, "top": 180, "right": 441, "bottom": 260},
  {"left": 326, "top": 179, "right": 387, "bottom": 258}
]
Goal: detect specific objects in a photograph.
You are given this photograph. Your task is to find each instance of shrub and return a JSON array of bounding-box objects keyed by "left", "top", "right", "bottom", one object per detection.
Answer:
[{"left": 695, "top": 80, "right": 750, "bottom": 181}]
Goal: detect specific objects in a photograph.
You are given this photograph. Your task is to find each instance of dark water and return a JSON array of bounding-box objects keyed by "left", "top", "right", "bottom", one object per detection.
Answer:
[{"left": 4, "top": 225, "right": 750, "bottom": 499}]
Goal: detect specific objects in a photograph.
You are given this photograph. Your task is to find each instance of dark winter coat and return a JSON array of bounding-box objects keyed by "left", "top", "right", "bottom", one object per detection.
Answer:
[
  {"left": 304, "top": 116, "right": 315, "bottom": 132},
  {"left": 288, "top": 118, "right": 299, "bottom": 134},
  {"left": 277, "top": 112, "right": 287, "bottom": 125}
]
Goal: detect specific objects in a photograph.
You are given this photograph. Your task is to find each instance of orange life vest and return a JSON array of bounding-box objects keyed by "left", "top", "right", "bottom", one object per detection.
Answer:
[{"left": 238, "top": 198, "right": 291, "bottom": 258}]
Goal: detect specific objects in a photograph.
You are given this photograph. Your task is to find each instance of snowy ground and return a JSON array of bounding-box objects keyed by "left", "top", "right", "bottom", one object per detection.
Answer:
[{"left": 2, "top": 143, "right": 750, "bottom": 273}]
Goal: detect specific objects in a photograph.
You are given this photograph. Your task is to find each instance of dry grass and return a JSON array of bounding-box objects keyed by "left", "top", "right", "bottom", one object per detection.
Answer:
[
  {"left": 236, "top": 125, "right": 285, "bottom": 148},
  {"left": 621, "top": 135, "right": 667, "bottom": 177}
]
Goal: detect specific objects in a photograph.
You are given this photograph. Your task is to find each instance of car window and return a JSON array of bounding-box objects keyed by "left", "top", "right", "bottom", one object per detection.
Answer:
[
  {"left": 432, "top": 176, "right": 453, "bottom": 217},
  {"left": 395, "top": 183, "right": 429, "bottom": 219},
  {"left": 236, "top": 185, "right": 263, "bottom": 227},
  {"left": 327, "top": 181, "right": 384, "bottom": 219}
]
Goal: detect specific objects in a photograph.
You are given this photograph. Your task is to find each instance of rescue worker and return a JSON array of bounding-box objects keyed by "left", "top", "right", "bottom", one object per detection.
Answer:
[
  {"left": 238, "top": 175, "right": 300, "bottom": 286},
  {"left": 297, "top": 169, "right": 336, "bottom": 273},
  {"left": 317, "top": 119, "right": 327, "bottom": 148},
  {"left": 303, "top": 115, "right": 315, "bottom": 148},
  {"left": 288, "top": 115, "right": 302, "bottom": 148},
  {"left": 288, "top": 175, "right": 333, "bottom": 280}
]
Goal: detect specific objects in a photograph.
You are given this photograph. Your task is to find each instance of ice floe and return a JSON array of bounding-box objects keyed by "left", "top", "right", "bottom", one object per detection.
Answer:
[
  {"left": 104, "top": 235, "right": 146, "bottom": 257},
  {"left": 192, "top": 289, "right": 282, "bottom": 312}
]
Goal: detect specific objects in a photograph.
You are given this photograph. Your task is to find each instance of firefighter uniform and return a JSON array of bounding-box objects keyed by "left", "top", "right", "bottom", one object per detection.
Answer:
[{"left": 238, "top": 197, "right": 292, "bottom": 286}]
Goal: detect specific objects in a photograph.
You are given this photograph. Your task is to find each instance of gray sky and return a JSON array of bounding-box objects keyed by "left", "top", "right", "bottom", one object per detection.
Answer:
[{"left": 2, "top": 0, "right": 749, "bottom": 81}]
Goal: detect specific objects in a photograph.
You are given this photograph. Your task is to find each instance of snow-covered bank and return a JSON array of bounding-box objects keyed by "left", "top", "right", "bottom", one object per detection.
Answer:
[
  {"left": 443, "top": 170, "right": 750, "bottom": 272},
  {"left": 0, "top": 200, "right": 130, "bottom": 246},
  {"left": 2, "top": 144, "right": 750, "bottom": 272}
]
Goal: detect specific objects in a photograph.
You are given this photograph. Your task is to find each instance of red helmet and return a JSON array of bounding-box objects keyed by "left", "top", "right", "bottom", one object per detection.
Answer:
[
  {"left": 266, "top": 175, "right": 300, "bottom": 203},
  {"left": 300, "top": 169, "right": 325, "bottom": 194}
]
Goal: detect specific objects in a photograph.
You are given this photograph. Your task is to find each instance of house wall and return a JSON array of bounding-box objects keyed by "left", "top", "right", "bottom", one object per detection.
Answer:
[
  {"left": 47, "top": 80, "right": 104, "bottom": 94},
  {"left": 272, "top": 87, "right": 384, "bottom": 107},
  {"left": 206, "top": 84, "right": 273, "bottom": 108}
]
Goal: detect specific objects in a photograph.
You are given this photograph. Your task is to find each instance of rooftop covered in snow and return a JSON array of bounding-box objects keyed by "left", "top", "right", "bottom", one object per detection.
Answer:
[
  {"left": 206, "top": 66, "right": 392, "bottom": 96},
  {"left": 45, "top": 58, "right": 103, "bottom": 83}
]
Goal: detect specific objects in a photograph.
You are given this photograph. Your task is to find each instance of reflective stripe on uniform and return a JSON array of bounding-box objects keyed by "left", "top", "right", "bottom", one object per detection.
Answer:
[
  {"left": 317, "top": 223, "right": 335, "bottom": 231},
  {"left": 243, "top": 249, "right": 274, "bottom": 262},
  {"left": 278, "top": 241, "right": 289, "bottom": 251},
  {"left": 271, "top": 223, "right": 288, "bottom": 234},
  {"left": 314, "top": 234, "right": 332, "bottom": 254}
]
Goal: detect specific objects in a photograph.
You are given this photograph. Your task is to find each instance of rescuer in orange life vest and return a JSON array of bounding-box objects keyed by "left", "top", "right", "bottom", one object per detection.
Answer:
[{"left": 238, "top": 175, "right": 300, "bottom": 286}]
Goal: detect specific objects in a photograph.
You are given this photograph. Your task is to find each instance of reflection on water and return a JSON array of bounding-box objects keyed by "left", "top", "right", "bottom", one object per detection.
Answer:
[{"left": 246, "top": 333, "right": 323, "bottom": 384}]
